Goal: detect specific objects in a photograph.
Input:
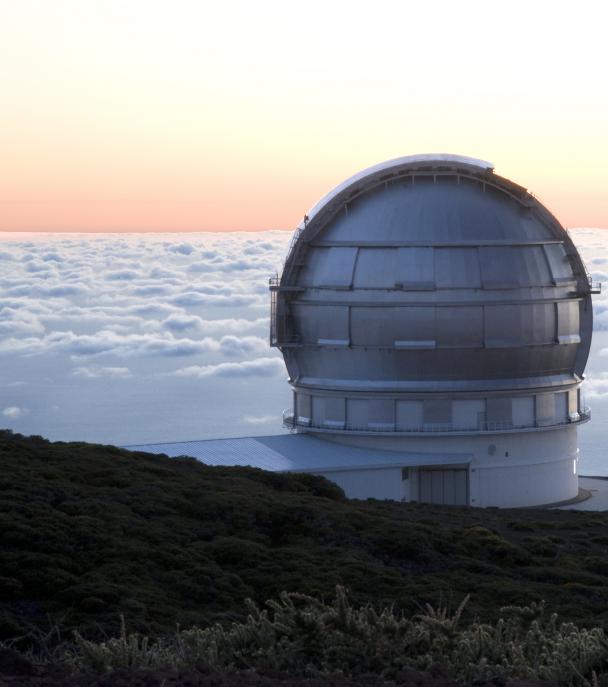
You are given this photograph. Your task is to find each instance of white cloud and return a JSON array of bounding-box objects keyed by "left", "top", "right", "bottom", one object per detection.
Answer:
[
  {"left": 0, "top": 308, "right": 45, "bottom": 337},
  {"left": 173, "top": 356, "right": 284, "bottom": 379},
  {"left": 72, "top": 366, "right": 132, "bottom": 379},
  {"left": 104, "top": 269, "right": 142, "bottom": 281},
  {"left": 167, "top": 242, "right": 195, "bottom": 255},
  {"left": 585, "top": 373, "right": 608, "bottom": 399},
  {"left": 2, "top": 406, "right": 29, "bottom": 419},
  {"left": 169, "top": 292, "right": 261, "bottom": 307},
  {"left": 218, "top": 335, "right": 268, "bottom": 357},
  {"left": 161, "top": 315, "right": 267, "bottom": 336},
  {"left": 0, "top": 230, "right": 293, "bottom": 442},
  {"left": 243, "top": 414, "right": 277, "bottom": 424},
  {"left": 0, "top": 328, "right": 270, "bottom": 360}
]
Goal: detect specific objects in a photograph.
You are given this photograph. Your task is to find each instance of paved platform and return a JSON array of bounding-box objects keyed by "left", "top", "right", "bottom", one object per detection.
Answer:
[{"left": 558, "top": 477, "right": 608, "bottom": 511}]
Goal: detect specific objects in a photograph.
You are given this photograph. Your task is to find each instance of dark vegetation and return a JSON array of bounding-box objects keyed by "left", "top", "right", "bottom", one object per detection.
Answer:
[
  {"left": 2, "top": 429, "right": 608, "bottom": 684},
  {"left": 3, "top": 430, "right": 608, "bottom": 641},
  {"left": 6, "top": 588, "right": 608, "bottom": 686}
]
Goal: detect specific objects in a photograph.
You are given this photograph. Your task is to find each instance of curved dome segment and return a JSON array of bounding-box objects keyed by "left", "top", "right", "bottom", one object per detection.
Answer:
[{"left": 298, "top": 154, "right": 495, "bottom": 232}]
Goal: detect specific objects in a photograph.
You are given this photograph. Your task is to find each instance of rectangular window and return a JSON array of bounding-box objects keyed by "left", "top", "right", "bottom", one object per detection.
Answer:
[
  {"left": 512, "top": 396, "right": 535, "bottom": 428},
  {"left": 396, "top": 400, "right": 423, "bottom": 430},
  {"left": 319, "top": 397, "right": 346, "bottom": 429},
  {"left": 536, "top": 393, "right": 555, "bottom": 427},
  {"left": 568, "top": 389, "right": 579, "bottom": 420},
  {"left": 296, "top": 393, "right": 312, "bottom": 424},
  {"left": 555, "top": 391, "right": 568, "bottom": 423},
  {"left": 452, "top": 399, "right": 486, "bottom": 430},
  {"left": 423, "top": 399, "right": 451, "bottom": 428},
  {"left": 556, "top": 301, "right": 581, "bottom": 344},
  {"left": 368, "top": 399, "right": 395, "bottom": 429},
  {"left": 486, "top": 398, "right": 513, "bottom": 427},
  {"left": 346, "top": 398, "right": 368, "bottom": 428},
  {"left": 395, "top": 247, "right": 435, "bottom": 290}
]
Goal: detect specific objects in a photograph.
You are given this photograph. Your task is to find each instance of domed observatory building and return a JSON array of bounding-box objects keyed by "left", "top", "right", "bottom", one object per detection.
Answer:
[{"left": 270, "top": 154, "right": 595, "bottom": 508}]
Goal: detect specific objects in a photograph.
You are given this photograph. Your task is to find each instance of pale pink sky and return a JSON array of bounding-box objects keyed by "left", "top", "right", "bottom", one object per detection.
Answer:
[{"left": 1, "top": 0, "right": 607, "bottom": 232}]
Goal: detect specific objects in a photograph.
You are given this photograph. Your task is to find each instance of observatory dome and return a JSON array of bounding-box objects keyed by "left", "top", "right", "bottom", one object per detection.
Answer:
[{"left": 270, "top": 154, "right": 595, "bottom": 507}]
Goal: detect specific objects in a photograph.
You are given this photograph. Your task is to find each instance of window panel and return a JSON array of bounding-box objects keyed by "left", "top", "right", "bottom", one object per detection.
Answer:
[
  {"left": 423, "top": 399, "right": 451, "bottom": 427},
  {"left": 435, "top": 248, "right": 481, "bottom": 288},
  {"left": 479, "top": 246, "right": 554, "bottom": 289},
  {"left": 522, "top": 303, "right": 556, "bottom": 344},
  {"left": 296, "top": 304, "right": 350, "bottom": 346},
  {"left": 393, "top": 307, "right": 436, "bottom": 349},
  {"left": 395, "top": 247, "right": 435, "bottom": 290},
  {"left": 536, "top": 393, "right": 555, "bottom": 427},
  {"left": 557, "top": 300, "right": 581, "bottom": 344},
  {"left": 544, "top": 244, "right": 576, "bottom": 285},
  {"left": 486, "top": 398, "right": 513, "bottom": 426},
  {"left": 311, "top": 396, "right": 324, "bottom": 425},
  {"left": 521, "top": 246, "right": 553, "bottom": 285},
  {"left": 347, "top": 398, "right": 368, "bottom": 428},
  {"left": 555, "top": 392, "right": 568, "bottom": 423},
  {"left": 452, "top": 399, "right": 485, "bottom": 430},
  {"left": 368, "top": 399, "right": 395, "bottom": 429},
  {"left": 322, "top": 397, "right": 346, "bottom": 428},
  {"left": 568, "top": 389, "right": 579, "bottom": 419},
  {"left": 351, "top": 307, "right": 436, "bottom": 348},
  {"left": 296, "top": 393, "right": 312, "bottom": 424},
  {"left": 396, "top": 400, "right": 423, "bottom": 430},
  {"left": 485, "top": 303, "right": 554, "bottom": 348},
  {"left": 304, "top": 247, "right": 358, "bottom": 288},
  {"left": 485, "top": 305, "right": 524, "bottom": 348},
  {"left": 512, "top": 396, "right": 535, "bottom": 428},
  {"left": 352, "top": 249, "right": 396, "bottom": 288},
  {"left": 479, "top": 247, "right": 520, "bottom": 288}
]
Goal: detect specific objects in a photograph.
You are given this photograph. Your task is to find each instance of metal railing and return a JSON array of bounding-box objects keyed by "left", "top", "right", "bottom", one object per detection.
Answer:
[{"left": 282, "top": 407, "right": 591, "bottom": 435}]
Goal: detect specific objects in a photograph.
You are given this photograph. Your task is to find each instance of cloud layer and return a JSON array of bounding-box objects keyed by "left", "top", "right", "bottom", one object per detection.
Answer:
[{"left": 0, "top": 231, "right": 291, "bottom": 444}]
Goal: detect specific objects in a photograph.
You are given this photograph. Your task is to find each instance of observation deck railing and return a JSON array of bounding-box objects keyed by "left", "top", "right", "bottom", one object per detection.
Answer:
[{"left": 282, "top": 407, "right": 591, "bottom": 436}]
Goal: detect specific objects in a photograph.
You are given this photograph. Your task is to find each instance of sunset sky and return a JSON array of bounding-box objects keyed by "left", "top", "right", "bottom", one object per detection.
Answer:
[{"left": 1, "top": 0, "right": 607, "bottom": 232}]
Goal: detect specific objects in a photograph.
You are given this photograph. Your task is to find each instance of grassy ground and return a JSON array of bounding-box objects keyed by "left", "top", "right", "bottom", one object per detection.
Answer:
[{"left": 2, "top": 429, "right": 608, "bottom": 646}]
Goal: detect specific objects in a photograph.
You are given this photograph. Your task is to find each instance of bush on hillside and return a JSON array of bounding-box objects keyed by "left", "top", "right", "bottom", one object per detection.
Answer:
[{"left": 69, "top": 588, "right": 608, "bottom": 686}]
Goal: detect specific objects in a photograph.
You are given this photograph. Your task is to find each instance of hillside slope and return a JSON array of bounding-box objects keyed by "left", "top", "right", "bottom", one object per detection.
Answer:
[{"left": 1, "top": 429, "right": 608, "bottom": 642}]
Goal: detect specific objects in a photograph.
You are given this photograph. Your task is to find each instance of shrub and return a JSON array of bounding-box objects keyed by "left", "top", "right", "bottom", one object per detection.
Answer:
[{"left": 68, "top": 588, "right": 608, "bottom": 686}]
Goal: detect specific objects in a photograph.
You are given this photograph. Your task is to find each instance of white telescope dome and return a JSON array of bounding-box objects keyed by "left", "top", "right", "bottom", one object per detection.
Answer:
[{"left": 269, "top": 155, "right": 594, "bottom": 508}]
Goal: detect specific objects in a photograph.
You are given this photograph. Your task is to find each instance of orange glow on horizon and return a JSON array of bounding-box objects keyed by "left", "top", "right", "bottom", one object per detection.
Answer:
[{"left": 1, "top": 1, "right": 607, "bottom": 232}]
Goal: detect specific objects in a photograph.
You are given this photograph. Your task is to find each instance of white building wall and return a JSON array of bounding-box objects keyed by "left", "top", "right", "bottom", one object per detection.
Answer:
[{"left": 311, "top": 425, "right": 579, "bottom": 507}]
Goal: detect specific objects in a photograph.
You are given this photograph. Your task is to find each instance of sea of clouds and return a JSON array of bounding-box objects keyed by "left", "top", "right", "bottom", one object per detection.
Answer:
[
  {"left": 0, "top": 228, "right": 607, "bottom": 473},
  {"left": 0, "top": 231, "right": 292, "bottom": 446}
]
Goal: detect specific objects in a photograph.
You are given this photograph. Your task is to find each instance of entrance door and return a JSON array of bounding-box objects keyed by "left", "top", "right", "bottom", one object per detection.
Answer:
[{"left": 419, "top": 468, "right": 468, "bottom": 505}]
